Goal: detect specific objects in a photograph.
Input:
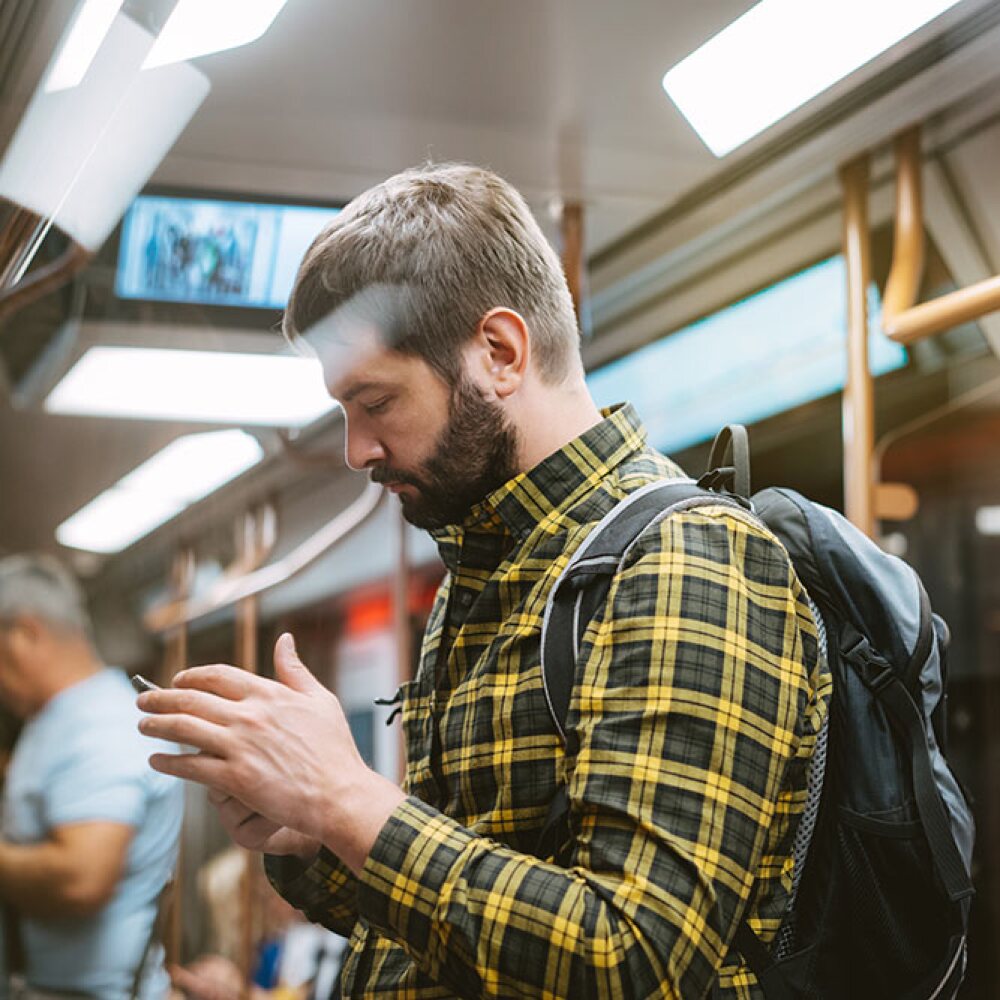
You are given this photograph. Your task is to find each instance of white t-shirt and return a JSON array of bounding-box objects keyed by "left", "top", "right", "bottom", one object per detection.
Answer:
[{"left": 1, "top": 669, "right": 183, "bottom": 999}]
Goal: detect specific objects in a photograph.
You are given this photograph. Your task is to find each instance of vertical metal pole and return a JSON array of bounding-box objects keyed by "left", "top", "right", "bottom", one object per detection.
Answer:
[
  {"left": 882, "top": 127, "right": 925, "bottom": 321},
  {"left": 163, "top": 550, "right": 194, "bottom": 683},
  {"left": 392, "top": 503, "right": 410, "bottom": 785},
  {"left": 839, "top": 156, "right": 876, "bottom": 538},
  {"left": 234, "top": 513, "right": 260, "bottom": 996},
  {"left": 163, "top": 549, "right": 192, "bottom": 967}
]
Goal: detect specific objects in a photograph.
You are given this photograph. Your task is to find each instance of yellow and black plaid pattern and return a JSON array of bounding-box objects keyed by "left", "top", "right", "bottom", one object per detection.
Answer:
[{"left": 268, "top": 404, "right": 831, "bottom": 999}]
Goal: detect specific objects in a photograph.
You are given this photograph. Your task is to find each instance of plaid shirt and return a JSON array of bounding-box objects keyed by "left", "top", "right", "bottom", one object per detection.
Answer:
[{"left": 268, "top": 403, "right": 831, "bottom": 999}]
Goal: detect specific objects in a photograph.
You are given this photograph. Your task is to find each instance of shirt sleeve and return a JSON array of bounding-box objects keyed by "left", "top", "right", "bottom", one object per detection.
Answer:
[
  {"left": 44, "top": 723, "right": 149, "bottom": 829},
  {"left": 265, "top": 849, "right": 360, "bottom": 937},
  {"left": 353, "top": 507, "right": 821, "bottom": 999}
]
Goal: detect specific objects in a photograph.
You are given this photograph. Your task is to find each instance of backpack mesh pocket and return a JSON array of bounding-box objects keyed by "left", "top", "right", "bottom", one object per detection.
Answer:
[{"left": 828, "top": 807, "right": 955, "bottom": 997}]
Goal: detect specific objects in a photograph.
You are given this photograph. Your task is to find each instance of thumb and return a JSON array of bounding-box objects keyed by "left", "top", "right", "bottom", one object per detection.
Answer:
[{"left": 274, "top": 632, "right": 320, "bottom": 693}]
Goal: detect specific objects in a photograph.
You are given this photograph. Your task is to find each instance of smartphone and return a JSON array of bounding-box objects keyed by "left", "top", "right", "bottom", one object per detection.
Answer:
[{"left": 131, "top": 674, "right": 161, "bottom": 694}]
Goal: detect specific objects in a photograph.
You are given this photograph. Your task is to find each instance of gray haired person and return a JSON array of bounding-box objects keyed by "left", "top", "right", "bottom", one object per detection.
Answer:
[{"left": 0, "top": 555, "right": 183, "bottom": 1000}]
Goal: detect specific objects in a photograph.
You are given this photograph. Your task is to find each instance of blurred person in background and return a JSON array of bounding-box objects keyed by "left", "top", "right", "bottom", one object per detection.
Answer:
[
  {"left": 0, "top": 555, "right": 183, "bottom": 1000},
  {"left": 169, "top": 847, "right": 343, "bottom": 1000}
]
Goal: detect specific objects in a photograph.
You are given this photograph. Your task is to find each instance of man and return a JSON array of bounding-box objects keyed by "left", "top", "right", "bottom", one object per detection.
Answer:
[
  {"left": 0, "top": 555, "right": 183, "bottom": 999},
  {"left": 138, "top": 164, "right": 831, "bottom": 998}
]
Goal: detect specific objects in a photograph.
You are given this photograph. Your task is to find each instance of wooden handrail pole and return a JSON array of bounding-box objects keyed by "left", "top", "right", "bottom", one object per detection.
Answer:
[
  {"left": 162, "top": 547, "right": 193, "bottom": 968},
  {"left": 882, "top": 126, "right": 924, "bottom": 321},
  {"left": 144, "top": 483, "right": 382, "bottom": 633},
  {"left": 882, "top": 122, "right": 1000, "bottom": 343},
  {"left": 234, "top": 511, "right": 264, "bottom": 997},
  {"left": 839, "top": 155, "right": 876, "bottom": 538},
  {"left": 884, "top": 274, "right": 1000, "bottom": 344}
]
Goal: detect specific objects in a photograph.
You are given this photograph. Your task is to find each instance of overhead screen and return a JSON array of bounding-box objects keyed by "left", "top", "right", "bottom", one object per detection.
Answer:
[
  {"left": 115, "top": 193, "right": 339, "bottom": 309},
  {"left": 587, "top": 255, "right": 908, "bottom": 454}
]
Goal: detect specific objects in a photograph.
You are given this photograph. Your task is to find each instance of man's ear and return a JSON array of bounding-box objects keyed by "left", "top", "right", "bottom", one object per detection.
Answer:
[
  {"left": 6, "top": 614, "right": 43, "bottom": 661},
  {"left": 469, "top": 309, "right": 530, "bottom": 399}
]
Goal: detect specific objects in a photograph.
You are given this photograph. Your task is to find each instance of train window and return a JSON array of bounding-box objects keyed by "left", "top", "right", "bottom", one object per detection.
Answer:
[{"left": 587, "top": 253, "right": 907, "bottom": 454}]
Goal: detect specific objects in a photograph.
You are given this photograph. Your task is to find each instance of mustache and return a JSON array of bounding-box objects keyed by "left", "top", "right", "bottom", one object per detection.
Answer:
[{"left": 369, "top": 466, "right": 422, "bottom": 488}]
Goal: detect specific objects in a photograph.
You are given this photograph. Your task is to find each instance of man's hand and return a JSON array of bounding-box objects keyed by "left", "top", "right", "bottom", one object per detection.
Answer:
[
  {"left": 138, "top": 633, "right": 405, "bottom": 875},
  {"left": 206, "top": 789, "right": 319, "bottom": 860}
]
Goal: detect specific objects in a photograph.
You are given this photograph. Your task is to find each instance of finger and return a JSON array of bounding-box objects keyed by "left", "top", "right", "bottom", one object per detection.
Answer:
[
  {"left": 214, "top": 794, "right": 259, "bottom": 829},
  {"left": 139, "top": 713, "right": 231, "bottom": 757},
  {"left": 137, "top": 686, "right": 243, "bottom": 724},
  {"left": 171, "top": 664, "right": 258, "bottom": 699},
  {"left": 148, "top": 750, "right": 230, "bottom": 789},
  {"left": 273, "top": 632, "right": 323, "bottom": 695},
  {"left": 207, "top": 787, "right": 231, "bottom": 807},
  {"left": 234, "top": 812, "right": 280, "bottom": 848}
]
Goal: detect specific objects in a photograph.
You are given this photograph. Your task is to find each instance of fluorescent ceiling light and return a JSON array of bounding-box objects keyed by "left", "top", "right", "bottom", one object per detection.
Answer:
[
  {"left": 57, "top": 430, "right": 264, "bottom": 553},
  {"left": 44, "top": 0, "right": 125, "bottom": 93},
  {"left": 143, "top": 0, "right": 290, "bottom": 69},
  {"left": 45, "top": 346, "right": 337, "bottom": 426},
  {"left": 976, "top": 506, "right": 1000, "bottom": 536},
  {"left": 0, "top": 14, "right": 209, "bottom": 252},
  {"left": 662, "top": 0, "right": 963, "bottom": 157}
]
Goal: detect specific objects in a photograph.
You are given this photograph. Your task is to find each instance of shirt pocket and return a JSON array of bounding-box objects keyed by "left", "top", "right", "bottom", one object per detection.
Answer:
[{"left": 395, "top": 676, "right": 436, "bottom": 798}]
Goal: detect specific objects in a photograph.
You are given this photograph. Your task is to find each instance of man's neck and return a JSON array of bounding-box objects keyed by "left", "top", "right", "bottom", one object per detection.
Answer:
[
  {"left": 514, "top": 382, "right": 604, "bottom": 473},
  {"left": 34, "top": 643, "right": 103, "bottom": 713}
]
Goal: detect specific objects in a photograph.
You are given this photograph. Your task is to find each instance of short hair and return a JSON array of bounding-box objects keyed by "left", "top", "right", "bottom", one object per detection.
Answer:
[
  {"left": 283, "top": 163, "right": 581, "bottom": 385},
  {"left": 0, "top": 554, "right": 92, "bottom": 637}
]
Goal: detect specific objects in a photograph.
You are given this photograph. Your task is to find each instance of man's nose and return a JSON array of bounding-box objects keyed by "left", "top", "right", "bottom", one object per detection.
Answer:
[{"left": 344, "top": 424, "right": 387, "bottom": 472}]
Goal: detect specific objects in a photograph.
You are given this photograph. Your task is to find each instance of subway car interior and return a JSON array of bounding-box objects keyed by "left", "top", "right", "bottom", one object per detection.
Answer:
[{"left": 1, "top": 0, "right": 999, "bottom": 996}]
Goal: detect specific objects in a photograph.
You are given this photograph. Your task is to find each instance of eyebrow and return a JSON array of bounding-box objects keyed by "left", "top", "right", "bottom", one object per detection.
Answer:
[{"left": 339, "top": 380, "right": 392, "bottom": 403}]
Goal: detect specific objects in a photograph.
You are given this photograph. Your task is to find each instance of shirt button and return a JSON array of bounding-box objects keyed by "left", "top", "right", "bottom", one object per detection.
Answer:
[{"left": 458, "top": 590, "right": 473, "bottom": 607}]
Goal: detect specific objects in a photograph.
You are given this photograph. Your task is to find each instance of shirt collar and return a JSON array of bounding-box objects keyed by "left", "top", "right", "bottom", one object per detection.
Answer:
[{"left": 430, "top": 402, "right": 648, "bottom": 558}]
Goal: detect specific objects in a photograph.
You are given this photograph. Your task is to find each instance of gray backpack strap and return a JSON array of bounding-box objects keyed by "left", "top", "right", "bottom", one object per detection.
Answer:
[
  {"left": 534, "top": 479, "right": 745, "bottom": 862},
  {"left": 540, "top": 479, "right": 743, "bottom": 743}
]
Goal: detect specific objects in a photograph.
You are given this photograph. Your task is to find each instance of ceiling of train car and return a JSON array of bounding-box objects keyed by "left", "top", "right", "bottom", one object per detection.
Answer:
[
  {"left": 2, "top": 0, "right": 1000, "bottom": 585},
  {"left": 151, "top": 0, "right": 758, "bottom": 254}
]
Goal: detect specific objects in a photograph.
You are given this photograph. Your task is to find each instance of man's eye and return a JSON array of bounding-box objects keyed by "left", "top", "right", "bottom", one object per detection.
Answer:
[{"left": 364, "top": 397, "right": 391, "bottom": 415}]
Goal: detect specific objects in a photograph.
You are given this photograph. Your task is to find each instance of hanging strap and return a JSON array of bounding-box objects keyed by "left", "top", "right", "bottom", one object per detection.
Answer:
[{"left": 701, "top": 425, "right": 751, "bottom": 499}]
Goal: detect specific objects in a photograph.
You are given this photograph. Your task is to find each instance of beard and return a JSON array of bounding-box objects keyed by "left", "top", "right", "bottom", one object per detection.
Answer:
[{"left": 369, "top": 376, "right": 519, "bottom": 529}]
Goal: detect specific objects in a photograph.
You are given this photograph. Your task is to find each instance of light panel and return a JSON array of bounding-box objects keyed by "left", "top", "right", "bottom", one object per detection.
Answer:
[
  {"left": 44, "top": 0, "right": 125, "bottom": 93},
  {"left": 45, "top": 346, "right": 338, "bottom": 426},
  {"left": 662, "top": 0, "right": 963, "bottom": 157},
  {"left": 143, "top": 0, "right": 290, "bottom": 69},
  {"left": 0, "top": 13, "right": 209, "bottom": 252},
  {"left": 57, "top": 430, "right": 264, "bottom": 553},
  {"left": 975, "top": 507, "right": 1000, "bottom": 536}
]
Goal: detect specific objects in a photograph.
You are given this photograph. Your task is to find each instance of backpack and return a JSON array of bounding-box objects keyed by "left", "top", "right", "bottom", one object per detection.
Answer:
[{"left": 536, "top": 425, "right": 975, "bottom": 999}]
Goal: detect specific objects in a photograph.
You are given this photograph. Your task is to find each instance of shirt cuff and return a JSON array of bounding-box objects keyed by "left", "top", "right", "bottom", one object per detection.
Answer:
[
  {"left": 358, "top": 795, "right": 477, "bottom": 954},
  {"left": 265, "top": 846, "right": 358, "bottom": 931}
]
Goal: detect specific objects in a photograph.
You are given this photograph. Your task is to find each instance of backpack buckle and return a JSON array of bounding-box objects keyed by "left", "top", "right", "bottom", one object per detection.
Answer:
[
  {"left": 860, "top": 661, "right": 895, "bottom": 695},
  {"left": 841, "top": 630, "right": 895, "bottom": 693},
  {"left": 840, "top": 630, "right": 871, "bottom": 666}
]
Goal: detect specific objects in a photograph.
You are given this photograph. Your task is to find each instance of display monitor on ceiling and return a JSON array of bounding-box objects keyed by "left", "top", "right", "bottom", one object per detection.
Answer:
[{"left": 115, "top": 192, "right": 340, "bottom": 309}]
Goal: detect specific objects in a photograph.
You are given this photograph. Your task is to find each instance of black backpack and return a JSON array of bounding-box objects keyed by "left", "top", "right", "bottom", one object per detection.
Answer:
[{"left": 537, "top": 425, "right": 975, "bottom": 999}]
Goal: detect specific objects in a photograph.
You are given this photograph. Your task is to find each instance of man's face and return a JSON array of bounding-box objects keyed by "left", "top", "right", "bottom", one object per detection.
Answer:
[
  {"left": 323, "top": 338, "right": 519, "bottom": 529},
  {"left": 0, "top": 620, "right": 41, "bottom": 719}
]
